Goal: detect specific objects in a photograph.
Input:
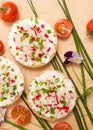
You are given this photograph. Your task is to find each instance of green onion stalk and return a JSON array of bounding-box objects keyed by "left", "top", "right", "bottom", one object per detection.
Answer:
[{"left": 5, "top": 119, "right": 27, "bottom": 130}]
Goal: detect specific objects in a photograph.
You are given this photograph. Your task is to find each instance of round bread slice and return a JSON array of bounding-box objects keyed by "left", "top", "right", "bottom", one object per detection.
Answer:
[
  {"left": 27, "top": 70, "right": 76, "bottom": 121},
  {"left": 0, "top": 57, "right": 24, "bottom": 107},
  {"left": 8, "top": 17, "right": 57, "bottom": 68}
]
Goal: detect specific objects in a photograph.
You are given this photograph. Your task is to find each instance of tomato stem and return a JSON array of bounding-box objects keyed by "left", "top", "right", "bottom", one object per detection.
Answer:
[
  {"left": 87, "top": 31, "right": 93, "bottom": 35},
  {"left": 0, "top": 7, "right": 5, "bottom": 12}
]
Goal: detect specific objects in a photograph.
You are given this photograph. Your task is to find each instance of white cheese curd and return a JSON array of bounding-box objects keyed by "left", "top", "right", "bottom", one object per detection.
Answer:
[
  {"left": 28, "top": 70, "right": 76, "bottom": 119},
  {"left": 0, "top": 57, "right": 24, "bottom": 107},
  {"left": 8, "top": 17, "right": 57, "bottom": 67}
]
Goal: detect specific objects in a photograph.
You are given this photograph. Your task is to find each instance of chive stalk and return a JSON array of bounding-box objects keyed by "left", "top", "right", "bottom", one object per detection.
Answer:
[
  {"left": 80, "top": 64, "right": 87, "bottom": 105},
  {"left": 53, "top": 55, "right": 63, "bottom": 72},
  {"left": 5, "top": 119, "right": 27, "bottom": 130},
  {"left": 71, "top": 67, "right": 82, "bottom": 86},
  {"left": 73, "top": 107, "right": 85, "bottom": 130},
  {"left": 27, "top": 0, "right": 38, "bottom": 17},
  {"left": 76, "top": 102, "right": 88, "bottom": 130}
]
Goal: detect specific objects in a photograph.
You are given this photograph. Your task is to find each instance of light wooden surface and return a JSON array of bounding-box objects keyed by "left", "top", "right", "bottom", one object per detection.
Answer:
[{"left": 0, "top": 0, "right": 93, "bottom": 129}]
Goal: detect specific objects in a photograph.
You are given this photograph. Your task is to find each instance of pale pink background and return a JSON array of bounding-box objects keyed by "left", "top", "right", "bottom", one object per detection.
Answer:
[{"left": 0, "top": 0, "right": 93, "bottom": 129}]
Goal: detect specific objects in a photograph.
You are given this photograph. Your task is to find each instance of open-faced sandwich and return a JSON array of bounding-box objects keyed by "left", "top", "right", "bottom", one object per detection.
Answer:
[
  {"left": 27, "top": 70, "right": 76, "bottom": 121},
  {"left": 0, "top": 57, "right": 24, "bottom": 107},
  {"left": 8, "top": 17, "right": 57, "bottom": 68}
]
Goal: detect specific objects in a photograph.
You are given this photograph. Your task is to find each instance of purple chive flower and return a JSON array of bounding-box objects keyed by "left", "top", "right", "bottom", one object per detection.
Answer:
[
  {"left": 64, "top": 51, "right": 73, "bottom": 58},
  {"left": 0, "top": 108, "right": 6, "bottom": 123},
  {"left": 63, "top": 51, "right": 83, "bottom": 64}
]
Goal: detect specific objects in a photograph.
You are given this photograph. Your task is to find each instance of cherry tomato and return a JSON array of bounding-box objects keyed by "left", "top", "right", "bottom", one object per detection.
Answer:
[
  {"left": 0, "top": 2, "right": 18, "bottom": 22},
  {"left": 53, "top": 122, "right": 72, "bottom": 130},
  {"left": 0, "top": 40, "right": 4, "bottom": 55},
  {"left": 54, "top": 19, "right": 73, "bottom": 39},
  {"left": 86, "top": 19, "right": 93, "bottom": 36},
  {"left": 11, "top": 105, "right": 31, "bottom": 125}
]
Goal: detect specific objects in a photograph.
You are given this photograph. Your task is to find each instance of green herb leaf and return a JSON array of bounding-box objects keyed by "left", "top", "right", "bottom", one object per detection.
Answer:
[
  {"left": 47, "top": 30, "right": 51, "bottom": 34},
  {"left": 42, "top": 88, "right": 50, "bottom": 94},
  {"left": 13, "top": 85, "right": 17, "bottom": 91},
  {"left": 0, "top": 97, "right": 7, "bottom": 101},
  {"left": 55, "top": 78, "right": 60, "bottom": 83},
  {"left": 35, "top": 57, "right": 41, "bottom": 62},
  {"left": 60, "top": 100, "right": 67, "bottom": 106},
  {"left": 36, "top": 37, "right": 40, "bottom": 42},
  {"left": 50, "top": 107, "right": 55, "bottom": 114}
]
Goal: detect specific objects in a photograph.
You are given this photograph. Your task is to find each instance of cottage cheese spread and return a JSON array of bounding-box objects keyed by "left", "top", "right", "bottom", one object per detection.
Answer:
[
  {"left": 8, "top": 17, "right": 57, "bottom": 67},
  {"left": 28, "top": 70, "right": 76, "bottom": 119},
  {"left": 0, "top": 57, "right": 24, "bottom": 107}
]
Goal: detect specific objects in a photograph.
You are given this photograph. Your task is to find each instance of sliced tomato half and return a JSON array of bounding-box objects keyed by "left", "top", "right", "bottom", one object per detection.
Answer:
[
  {"left": 11, "top": 105, "right": 31, "bottom": 125},
  {"left": 53, "top": 122, "right": 72, "bottom": 130},
  {"left": 54, "top": 19, "right": 73, "bottom": 39}
]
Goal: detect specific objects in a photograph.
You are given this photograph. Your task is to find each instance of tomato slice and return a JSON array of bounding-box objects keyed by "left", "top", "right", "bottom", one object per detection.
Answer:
[
  {"left": 86, "top": 19, "right": 93, "bottom": 36},
  {"left": 53, "top": 122, "right": 72, "bottom": 130},
  {"left": 11, "top": 105, "right": 31, "bottom": 125},
  {"left": 54, "top": 19, "right": 73, "bottom": 39},
  {"left": 0, "top": 40, "right": 4, "bottom": 55}
]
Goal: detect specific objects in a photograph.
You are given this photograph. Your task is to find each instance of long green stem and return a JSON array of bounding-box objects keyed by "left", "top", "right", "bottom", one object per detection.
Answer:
[
  {"left": 76, "top": 102, "right": 88, "bottom": 130},
  {"left": 51, "top": 59, "right": 59, "bottom": 70},
  {"left": 73, "top": 107, "right": 85, "bottom": 130},
  {"left": 72, "top": 66, "right": 87, "bottom": 104},
  {"left": 5, "top": 119, "right": 27, "bottom": 130},
  {"left": 71, "top": 67, "right": 82, "bottom": 86},
  {"left": 27, "top": 0, "right": 38, "bottom": 17},
  {"left": 80, "top": 64, "right": 87, "bottom": 105},
  {"left": 30, "top": 121, "right": 41, "bottom": 128},
  {"left": 54, "top": 55, "right": 63, "bottom": 72}
]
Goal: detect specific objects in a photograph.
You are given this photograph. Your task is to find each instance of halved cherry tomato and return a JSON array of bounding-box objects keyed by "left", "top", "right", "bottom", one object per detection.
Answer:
[
  {"left": 11, "top": 105, "right": 31, "bottom": 125},
  {"left": 0, "top": 2, "right": 18, "bottom": 22},
  {"left": 86, "top": 19, "right": 93, "bottom": 36},
  {"left": 0, "top": 40, "right": 4, "bottom": 55},
  {"left": 54, "top": 19, "right": 73, "bottom": 39},
  {"left": 53, "top": 122, "right": 72, "bottom": 130}
]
